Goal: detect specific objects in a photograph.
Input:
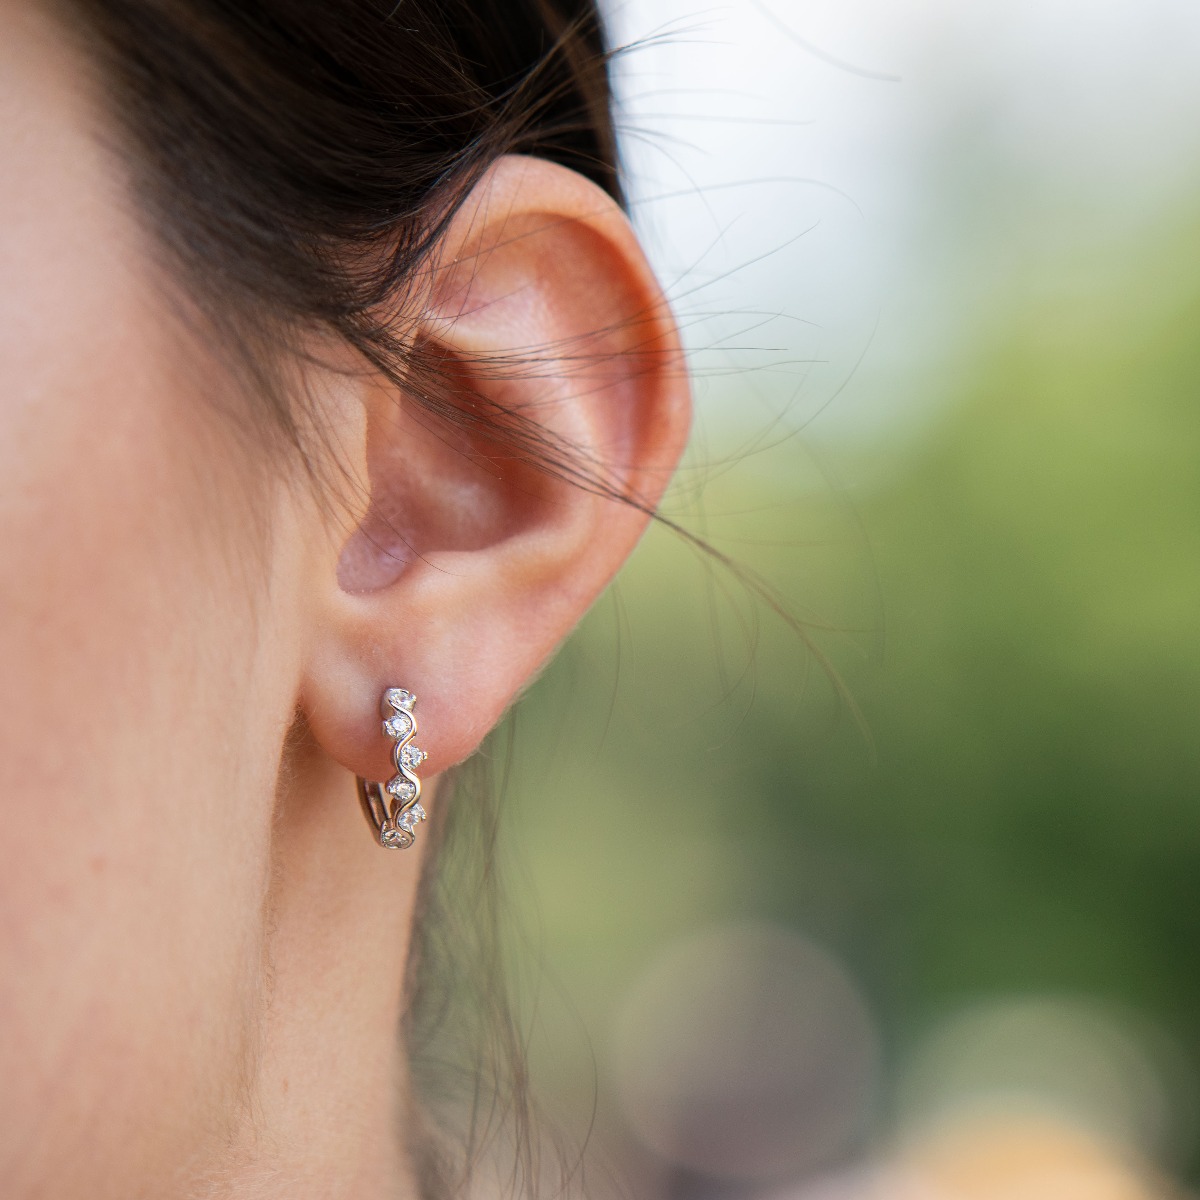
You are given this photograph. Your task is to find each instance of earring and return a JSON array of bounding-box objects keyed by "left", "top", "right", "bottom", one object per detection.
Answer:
[{"left": 356, "top": 687, "right": 428, "bottom": 849}]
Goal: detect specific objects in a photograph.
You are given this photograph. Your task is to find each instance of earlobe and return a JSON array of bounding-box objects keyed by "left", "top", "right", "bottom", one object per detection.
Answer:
[{"left": 301, "top": 155, "right": 691, "bottom": 789}]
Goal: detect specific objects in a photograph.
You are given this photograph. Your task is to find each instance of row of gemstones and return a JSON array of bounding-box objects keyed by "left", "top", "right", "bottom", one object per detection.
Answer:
[{"left": 382, "top": 687, "right": 426, "bottom": 836}]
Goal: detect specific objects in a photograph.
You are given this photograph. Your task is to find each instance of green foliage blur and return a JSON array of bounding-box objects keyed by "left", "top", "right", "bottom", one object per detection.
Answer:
[{"left": 501, "top": 185, "right": 1200, "bottom": 1184}]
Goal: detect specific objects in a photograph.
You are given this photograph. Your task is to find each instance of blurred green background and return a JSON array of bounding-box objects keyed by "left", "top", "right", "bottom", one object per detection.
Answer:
[{"left": 487, "top": 4, "right": 1200, "bottom": 1196}]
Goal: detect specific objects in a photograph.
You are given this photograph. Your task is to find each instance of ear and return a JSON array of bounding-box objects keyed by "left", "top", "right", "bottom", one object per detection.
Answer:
[{"left": 299, "top": 155, "right": 691, "bottom": 786}]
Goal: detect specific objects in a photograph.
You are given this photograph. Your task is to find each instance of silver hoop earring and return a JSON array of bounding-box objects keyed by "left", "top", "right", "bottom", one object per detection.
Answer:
[{"left": 356, "top": 687, "right": 427, "bottom": 849}]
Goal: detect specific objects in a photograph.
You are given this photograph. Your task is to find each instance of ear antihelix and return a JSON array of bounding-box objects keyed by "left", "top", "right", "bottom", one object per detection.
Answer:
[{"left": 356, "top": 686, "right": 428, "bottom": 849}]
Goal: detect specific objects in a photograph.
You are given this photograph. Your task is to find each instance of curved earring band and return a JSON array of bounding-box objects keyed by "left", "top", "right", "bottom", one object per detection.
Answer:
[{"left": 356, "top": 687, "right": 427, "bottom": 849}]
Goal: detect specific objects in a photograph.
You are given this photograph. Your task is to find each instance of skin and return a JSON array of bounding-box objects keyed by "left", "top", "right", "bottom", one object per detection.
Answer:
[{"left": 0, "top": 5, "right": 690, "bottom": 1198}]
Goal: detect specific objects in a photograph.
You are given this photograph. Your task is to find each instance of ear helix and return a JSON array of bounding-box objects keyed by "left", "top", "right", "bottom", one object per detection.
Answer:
[{"left": 356, "top": 687, "right": 427, "bottom": 849}]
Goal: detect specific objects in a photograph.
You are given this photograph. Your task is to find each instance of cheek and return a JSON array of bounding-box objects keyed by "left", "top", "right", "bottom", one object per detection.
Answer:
[
  {"left": 0, "top": 27, "right": 300, "bottom": 1191},
  {"left": 0, "top": 261, "right": 288, "bottom": 1187}
]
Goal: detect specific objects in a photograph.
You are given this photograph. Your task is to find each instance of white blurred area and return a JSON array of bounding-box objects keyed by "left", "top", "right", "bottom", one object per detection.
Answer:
[
  {"left": 603, "top": 0, "right": 1200, "bottom": 454},
  {"left": 611, "top": 923, "right": 881, "bottom": 1181}
]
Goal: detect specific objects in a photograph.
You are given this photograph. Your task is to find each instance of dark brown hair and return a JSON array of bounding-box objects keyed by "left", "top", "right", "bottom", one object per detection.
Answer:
[
  {"left": 57, "top": 1, "right": 628, "bottom": 1195},
  {"left": 66, "top": 0, "right": 628, "bottom": 498}
]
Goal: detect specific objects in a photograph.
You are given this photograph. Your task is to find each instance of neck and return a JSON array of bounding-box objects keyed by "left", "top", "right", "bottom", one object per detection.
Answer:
[{"left": 189, "top": 730, "right": 431, "bottom": 1199}]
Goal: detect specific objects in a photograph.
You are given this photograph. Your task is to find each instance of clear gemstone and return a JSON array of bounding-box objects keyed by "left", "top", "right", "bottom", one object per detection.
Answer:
[
  {"left": 401, "top": 744, "right": 425, "bottom": 770},
  {"left": 397, "top": 803, "right": 426, "bottom": 833},
  {"left": 386, "top": 776, "right": 416, "bottom": 801},
  {"left": 383, "top": 713, "right": 412, "bottom": 739},
  {"left": 384, "top": 687, "right": 416, "bottom": 711},
  {"left": 380, "top": 827, "right": 408, "bottom": 849}
]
